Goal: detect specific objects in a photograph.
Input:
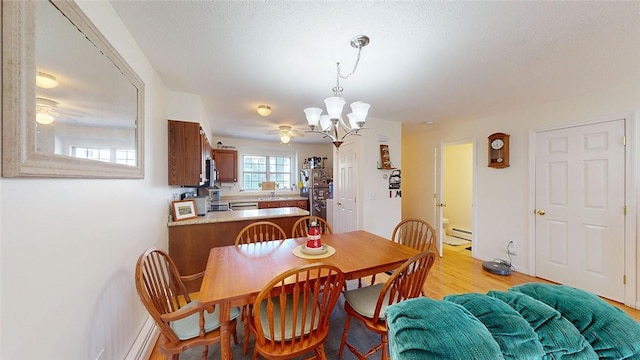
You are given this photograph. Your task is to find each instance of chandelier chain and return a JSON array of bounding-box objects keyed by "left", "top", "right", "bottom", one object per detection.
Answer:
[{"left": 339, "top": 45, "right": 363, "bottom": 81}]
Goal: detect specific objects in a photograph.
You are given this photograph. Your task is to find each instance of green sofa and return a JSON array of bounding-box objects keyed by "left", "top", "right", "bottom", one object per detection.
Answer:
[{"left": 386, "top": 283, "right": 640, "bottom": 359}]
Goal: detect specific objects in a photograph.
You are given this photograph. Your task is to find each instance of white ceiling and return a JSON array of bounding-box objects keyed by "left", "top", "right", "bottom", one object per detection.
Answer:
[{"left": 109, "top": 1, "right": 640, "bottom": 143}]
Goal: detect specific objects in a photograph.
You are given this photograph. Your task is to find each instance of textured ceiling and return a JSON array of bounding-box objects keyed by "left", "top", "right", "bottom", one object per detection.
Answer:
[{"left": 110, "top": 0, "right": 640, "bottom": 143}]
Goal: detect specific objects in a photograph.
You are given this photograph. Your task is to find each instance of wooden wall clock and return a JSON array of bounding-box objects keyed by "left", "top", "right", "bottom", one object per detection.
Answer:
[{"left": 488, "top": 133, "right": 510, "bottom": 168}]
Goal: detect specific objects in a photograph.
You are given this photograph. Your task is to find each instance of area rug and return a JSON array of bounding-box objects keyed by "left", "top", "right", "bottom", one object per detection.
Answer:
[
  {"left": 178, "top": 294, "right": 381, "bottom": 359},
  {"left": 443, "top": 235, "right": 471, "bottom": 246}
]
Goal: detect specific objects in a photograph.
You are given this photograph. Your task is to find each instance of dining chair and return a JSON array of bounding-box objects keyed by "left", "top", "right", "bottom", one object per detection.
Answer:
[
  {"left": 235, "top": 221, "right": 288, "bottom": 245},
  {"left": 365, "top": 218, "right": 437, "bottom": 287},
  {"left": 235, "top": 221, "right": 288, "bottom": 353},
  {"left": 250, "top": 263, "right": 346, "bottom": 360},
  {"left": 339, "top": 250, "right": 437, "bottom": 360},
  {"left": 134, "top": 248, "right": 241, "bottom": 360},
  {"left": 291, "top": 215, "right": 333, "bottom": 238},
  {"left": 391, "top": 218, "right": 437, "bottom": 252}
]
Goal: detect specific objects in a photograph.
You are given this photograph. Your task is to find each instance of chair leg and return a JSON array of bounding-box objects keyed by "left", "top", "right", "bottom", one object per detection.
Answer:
[
  {"left": 232, "top": 324, "right": 239, "bottom": 345},
  {"left": 381, "top": 333, "right": 389, "bottom": 360},
  {"left": 201, "top": 344, "right": 208, "bottom": 360},
  {"left": 338, "top": 314, "right": 352, "bottom": 358},
  {"left": 315, "top": 345, "right": 327, "bottom": 360},
  {"left": 243, "top": 305, "right": 251, "bottom": 354}
]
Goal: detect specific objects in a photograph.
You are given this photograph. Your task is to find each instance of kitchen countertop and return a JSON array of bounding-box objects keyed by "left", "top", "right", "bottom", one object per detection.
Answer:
[
  {"left": 168, "top": 207, "right": 309, "bottom": 226},
  {"left": 222, "top": 195, "right": 307, "bottom": 203}
]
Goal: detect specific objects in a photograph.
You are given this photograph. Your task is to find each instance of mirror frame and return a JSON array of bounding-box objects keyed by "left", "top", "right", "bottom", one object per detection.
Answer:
[{"left": 2, "top": 0, "right": 145, "bottom": 178}]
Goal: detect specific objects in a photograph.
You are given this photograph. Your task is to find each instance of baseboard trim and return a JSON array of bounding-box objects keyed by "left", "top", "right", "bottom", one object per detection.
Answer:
[
  {"left": 451, "top": 228, "right": 473, "bottom": 241},
  {"left": 125, "top": 316, "right": 159, "bottom": 360}
]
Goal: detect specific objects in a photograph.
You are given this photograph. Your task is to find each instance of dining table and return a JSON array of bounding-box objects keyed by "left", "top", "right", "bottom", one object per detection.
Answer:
[{"left": 198, "top": 230, "right": 420, "bottom": 360}]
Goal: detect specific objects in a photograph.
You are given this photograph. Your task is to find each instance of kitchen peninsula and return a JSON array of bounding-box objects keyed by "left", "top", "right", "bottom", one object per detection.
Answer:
[{"left": 168, "top": 207, "right": 309, "bottom": 291}]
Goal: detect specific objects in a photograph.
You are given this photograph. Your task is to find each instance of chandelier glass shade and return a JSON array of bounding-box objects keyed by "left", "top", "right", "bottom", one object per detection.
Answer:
[{"left": 304, "top": 35, "right": 370, "bottom": 149}]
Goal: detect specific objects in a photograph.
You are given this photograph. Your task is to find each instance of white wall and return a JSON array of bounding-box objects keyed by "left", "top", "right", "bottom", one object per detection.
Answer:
[
  {"left": 166, "top": 91, "right": 211, "bottom": 135},
  {"left": 359, "top": 118, "right": 402, "bottom": 238},
  {"left": 402, "top": 79, "right": 639, "bottom": 305},
  {"left": 1, "top": 2, "right": 173, "bottom": 359}
]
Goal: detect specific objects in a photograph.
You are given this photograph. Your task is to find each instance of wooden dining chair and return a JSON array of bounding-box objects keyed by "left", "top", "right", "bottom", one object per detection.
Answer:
[
  {"left": 391, "top": 218, "right": 437, "bottom": 252},
  {"left": 235, "top": 221, "right": 288, "bottom": 353},
  {"left": 250, "top": 263, "right": 346, "bottom": 359},
  {"left": 365, "top": 218, "right": 437, "bottom": 287},
  {"left": 235, "top": 221, "right": 288, "bottom": 245},
  {"left": 339, "top": 250, "right": 436, "bottom": 360},
  {"left": 135, "top": 248, "right": 241, "bottom": 360},
  {"left": 291, "top": 216, "right": 333, "bottom": 238}
]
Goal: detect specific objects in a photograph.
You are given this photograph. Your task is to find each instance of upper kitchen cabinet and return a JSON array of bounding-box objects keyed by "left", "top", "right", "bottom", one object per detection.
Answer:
[
  {"left": 213, "top": 149, "right": 237, "bottom": 182},
  {"left": 168, "top": 120, "right": 212, "bottom": 186}
]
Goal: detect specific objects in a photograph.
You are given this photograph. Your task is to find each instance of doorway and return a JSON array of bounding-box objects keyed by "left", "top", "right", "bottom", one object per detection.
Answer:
[{"left": 437, "top": 141, "right": 475, "bottom": 257}]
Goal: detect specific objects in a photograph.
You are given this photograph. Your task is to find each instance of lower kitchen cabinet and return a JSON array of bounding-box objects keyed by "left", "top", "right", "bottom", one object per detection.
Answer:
[{"left": 168, "top": 214, "right": 304, "bottom": 292}]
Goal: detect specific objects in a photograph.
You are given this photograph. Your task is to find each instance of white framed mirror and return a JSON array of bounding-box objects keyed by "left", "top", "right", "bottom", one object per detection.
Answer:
[{"left": 2, "top": 0, "right": 145, "bottom": 178}]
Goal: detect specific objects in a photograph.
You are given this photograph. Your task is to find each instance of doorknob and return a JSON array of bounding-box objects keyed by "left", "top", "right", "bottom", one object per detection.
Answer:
[
  {"left": 337, "top": 202, "right": 342, "bottom": 206},
  {"left": 536, "top": 209, "right": 546, "bottom": 215},
  {"left": 436, "top": 203, "right": 446, "bottom": 207}
]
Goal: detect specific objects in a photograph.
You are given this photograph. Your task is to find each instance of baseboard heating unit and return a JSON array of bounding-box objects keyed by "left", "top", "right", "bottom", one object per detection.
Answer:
[{"left": 451, "top": 228, "right": 472, "bottom": 241}]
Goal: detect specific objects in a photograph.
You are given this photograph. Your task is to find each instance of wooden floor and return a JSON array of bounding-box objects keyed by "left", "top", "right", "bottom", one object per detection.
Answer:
[{"left": 149, "top": 244, "right": 640, "bottom": 359}]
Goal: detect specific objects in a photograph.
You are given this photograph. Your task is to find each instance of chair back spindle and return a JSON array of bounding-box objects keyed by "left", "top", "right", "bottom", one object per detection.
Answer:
[{"left": 235, "top": 221, "right": 288, "bottom": 245}]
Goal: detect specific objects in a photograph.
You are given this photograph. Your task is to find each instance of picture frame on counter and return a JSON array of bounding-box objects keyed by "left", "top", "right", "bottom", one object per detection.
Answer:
[{"left": 171, "top": 200, "right": 198, "bottom": 221}]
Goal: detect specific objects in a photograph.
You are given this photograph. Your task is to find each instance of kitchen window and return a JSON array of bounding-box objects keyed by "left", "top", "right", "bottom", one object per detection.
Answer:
[{"left": 242, "top": 154, "right": 293, "bottom": 190}]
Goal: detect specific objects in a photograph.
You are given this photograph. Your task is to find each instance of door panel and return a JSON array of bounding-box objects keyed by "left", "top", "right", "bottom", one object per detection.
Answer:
[
  {"left": 535, "top": 119, "right": 625, "bottom": 301},
  {"left": 336, "top": 142, "right": 358, "bottom": 233}
]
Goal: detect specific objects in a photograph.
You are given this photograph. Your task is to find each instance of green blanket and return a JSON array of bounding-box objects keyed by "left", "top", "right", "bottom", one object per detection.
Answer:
[{"left": 386, "top": 283, "right": 640, "bottom": 360}]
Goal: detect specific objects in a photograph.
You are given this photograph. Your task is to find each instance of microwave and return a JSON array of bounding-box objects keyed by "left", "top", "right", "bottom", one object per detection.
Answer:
[{"left": 205, "top": 159, "right": 217, "bottom": 187}]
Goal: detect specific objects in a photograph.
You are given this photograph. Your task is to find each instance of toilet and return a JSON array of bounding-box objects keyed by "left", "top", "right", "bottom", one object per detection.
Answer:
[{"left": 442, "top": 218, "right": 450, "bottom": 236}]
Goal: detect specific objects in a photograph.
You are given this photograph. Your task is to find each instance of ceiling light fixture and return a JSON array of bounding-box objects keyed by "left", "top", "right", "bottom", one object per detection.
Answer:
[
  {"left": 35, "top": 97, "right": 59, "bottom": 124},
  {"left": 36, "top": 113, "right": 55, "bottom": 125},
  {"left": 257, "top": 104, "right": 272, "bottom": 117},
  {"left": 36, "top": 71, "right": 58, "bottom": 88},
  {"left": 277, "top": 125, "right": 299, "bottom": 144},
  {"left": 304, "top": 35, "right": 371, "bottom": 149}
]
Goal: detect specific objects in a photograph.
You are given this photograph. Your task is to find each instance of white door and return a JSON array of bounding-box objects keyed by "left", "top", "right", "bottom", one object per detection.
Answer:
[
  {"left": 535, "top": 119, "right": 625, "bottom": 301},
  {"left": 335, "top": 141, "right": 358, "bottom": 233}
]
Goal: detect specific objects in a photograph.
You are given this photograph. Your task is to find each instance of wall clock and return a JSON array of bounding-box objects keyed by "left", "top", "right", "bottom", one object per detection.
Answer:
[{"left": 488, "top": 132, "right": 510, "bottom": 168}]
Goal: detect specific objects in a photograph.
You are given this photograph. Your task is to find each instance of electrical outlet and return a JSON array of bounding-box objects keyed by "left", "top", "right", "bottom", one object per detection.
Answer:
[{"left": 507, "top": 241, "right": 517, "bottom": 256}]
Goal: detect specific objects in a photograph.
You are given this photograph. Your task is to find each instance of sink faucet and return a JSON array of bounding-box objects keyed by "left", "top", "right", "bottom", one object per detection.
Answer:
[{"left": 270, "top": 191, "right": 275, "bottom": 199}]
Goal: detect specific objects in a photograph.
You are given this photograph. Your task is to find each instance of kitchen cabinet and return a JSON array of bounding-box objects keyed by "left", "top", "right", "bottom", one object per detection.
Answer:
[
  {"left": 213, "top": 149, "right": 237, "bottom": 182},
  {"left": 168, "top": 120, "right": 212, "bottom": 186},
  {"left": 258, "top": 200, "right": 308, "bottom": 210},
  {"left": 168, "top": 212, "right": 306, "bottom": 292}
]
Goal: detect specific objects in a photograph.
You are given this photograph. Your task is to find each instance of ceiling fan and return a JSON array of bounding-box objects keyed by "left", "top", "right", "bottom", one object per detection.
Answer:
[
  {"left": 36, "top": 97, "right": 83, "bottom": 125},
  {"left": 268, "top": 125, "right": 303, "bottom": 144}
]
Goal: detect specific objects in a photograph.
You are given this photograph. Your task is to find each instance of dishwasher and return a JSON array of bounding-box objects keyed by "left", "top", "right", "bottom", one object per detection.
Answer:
[{"left": 229, "top": 202, "right": 259, "bottom": 210}]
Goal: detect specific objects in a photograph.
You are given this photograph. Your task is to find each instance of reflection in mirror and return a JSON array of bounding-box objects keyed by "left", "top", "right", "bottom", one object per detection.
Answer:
[
  {"left": 36, "top": 0, "right": 138, "bottom": 164},
  {"left": 2, "top": 0, "right": 144, "bottom": 178}
]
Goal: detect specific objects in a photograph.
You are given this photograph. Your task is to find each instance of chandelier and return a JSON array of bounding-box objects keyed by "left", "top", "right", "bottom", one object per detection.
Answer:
[{"left": 304, "top": 35, "right": 370, "bottom": 149}]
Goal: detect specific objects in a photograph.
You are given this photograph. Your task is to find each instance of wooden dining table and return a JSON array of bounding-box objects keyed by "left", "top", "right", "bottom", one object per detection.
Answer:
[{"left": 198, "top": 230, "right": 419, "bottom": 360}]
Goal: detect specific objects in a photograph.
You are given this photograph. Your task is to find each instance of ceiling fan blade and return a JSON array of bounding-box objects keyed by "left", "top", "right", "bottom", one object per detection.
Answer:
[{"left": 51, "top": 110, "right": 84, "bottom": 118}]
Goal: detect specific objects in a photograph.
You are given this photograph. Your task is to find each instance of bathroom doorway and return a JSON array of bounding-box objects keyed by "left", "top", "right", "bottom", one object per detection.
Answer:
[{"left": 438, "top": 141, "right": 475, "bottom": 257}]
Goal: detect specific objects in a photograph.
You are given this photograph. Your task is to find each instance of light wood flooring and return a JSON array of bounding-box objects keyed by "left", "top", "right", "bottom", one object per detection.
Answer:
[{"left": 149, "top": 244, "right": 640, "bottom": 360}]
